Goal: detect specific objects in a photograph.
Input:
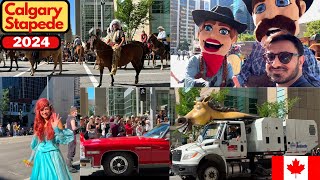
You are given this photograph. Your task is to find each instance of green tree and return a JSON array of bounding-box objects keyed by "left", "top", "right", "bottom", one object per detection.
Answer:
[
  {"left": 88, "top": 105, "right": 95, "bottom": 117},
  {"left": 114, "top": 0, "right": 153, "bottom": 41},
  {"left": 0, "top": 89, "right": 10, "bottom": 124},
  {"left": 256, "top": 97, "right": 299, "bottom": 119},
  {"left": 304, "top": 20, "right": 320, "bottom": 37},
  {"left": 209, "top": 88, "right": 230, "bottom": 105},
  {"left": 238, "top": 33, "right": 255, "bottom": 42},
  {"left": 178, "top": 40, "right": 190, "bottom": 51},
  {"left": 175, "top": 88, "right": 201, "bottom": 116}
]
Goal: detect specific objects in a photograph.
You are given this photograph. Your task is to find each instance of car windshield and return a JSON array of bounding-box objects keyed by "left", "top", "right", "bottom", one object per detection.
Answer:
[
  {"left": 143, "top": 123, "right": 169, "bottom": 138},
  {"left": 202, "top": 123, "right": 225, "bottom": 140}
]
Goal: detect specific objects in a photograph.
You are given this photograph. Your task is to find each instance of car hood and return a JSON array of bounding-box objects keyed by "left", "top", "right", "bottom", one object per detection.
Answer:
[{"left": 82, "top": 136, "right": 163, "bottom": 146}]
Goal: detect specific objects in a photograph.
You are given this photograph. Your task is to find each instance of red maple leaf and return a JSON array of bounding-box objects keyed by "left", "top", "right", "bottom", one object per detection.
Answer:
[{"left": 287, "top": 158, "right": 305, "bottom": 179}]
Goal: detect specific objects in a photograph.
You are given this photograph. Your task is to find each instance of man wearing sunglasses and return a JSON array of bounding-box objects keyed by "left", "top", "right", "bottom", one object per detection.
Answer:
[
  {"left": 265, "top": 33, "right": 313, "bottom": 87},
  {"left": 233, "top": 0, "right": 320, "bottom": 87}
]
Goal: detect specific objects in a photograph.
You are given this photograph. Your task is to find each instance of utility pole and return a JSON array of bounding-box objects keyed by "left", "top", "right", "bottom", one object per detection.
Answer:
[{"left": 101, "top": 0, "right": 105, "bottom": 36}]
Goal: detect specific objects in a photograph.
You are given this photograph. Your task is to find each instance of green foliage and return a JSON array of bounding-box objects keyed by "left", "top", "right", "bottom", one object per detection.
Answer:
[
  {"left": 210, "top": 89, "right": 230, "bottom": 104},
  {"left": 256, "top": 97, "right": 299, "bottom": 119},
  {"left": 175, "top": 88, "right": 200, "bottom": 116},
  {"left": 0, "top": 89, "right": 9, "bottom": 115},
  {"left": 238, "top": 33, "right": 255, "bottom": 42},
  {"left": 115, "top": 0, "right": 153, "bottom": 41},
  {"left": 88, "top": 105, "right": 95, "bottom": 117},
  {"left": 178, "top": 40, "right": 190, "bottom": 51},
  {"left": 304, "top": 20, "right": 320, "bottom": 37}
]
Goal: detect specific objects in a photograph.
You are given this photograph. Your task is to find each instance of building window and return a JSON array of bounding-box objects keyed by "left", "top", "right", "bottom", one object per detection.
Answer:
[{"left": 152, "top": 1, "right": 164, "bottom": 13}]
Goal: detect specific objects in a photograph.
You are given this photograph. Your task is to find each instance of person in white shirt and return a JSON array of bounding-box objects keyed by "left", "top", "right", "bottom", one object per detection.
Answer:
[
  {"left": 157, "top": 26, "right": 167, "bottom": 45},
  {"left": 145, "top": 119, "right": 151, "bottom": 132}
]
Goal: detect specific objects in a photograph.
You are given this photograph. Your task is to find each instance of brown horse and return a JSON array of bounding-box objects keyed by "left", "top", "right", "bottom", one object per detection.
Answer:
[
  {"left": 89, "top": 35, "right": 144, "bottom": 87},
  {"left": 24, "top": 49, "right": 62, "bottom": 76},
  {"left": 147, "top": 34, "right": 170, "bottom": 70},
  {"left": 74, "top": 45, "right": 84, "bottom": 65}
]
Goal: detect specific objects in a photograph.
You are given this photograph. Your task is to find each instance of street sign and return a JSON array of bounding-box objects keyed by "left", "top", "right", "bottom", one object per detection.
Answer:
[{"left": 140, "top": 88, "right": 146, "bottom": 101}]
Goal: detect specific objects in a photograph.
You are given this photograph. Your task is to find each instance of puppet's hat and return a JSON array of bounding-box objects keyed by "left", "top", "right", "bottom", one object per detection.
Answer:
[
  {"left": 192, "top": 6, "right": 247, "bottom": 34},
  {"left": 242, "top": 0, "right": 313, "bottom": 15}
]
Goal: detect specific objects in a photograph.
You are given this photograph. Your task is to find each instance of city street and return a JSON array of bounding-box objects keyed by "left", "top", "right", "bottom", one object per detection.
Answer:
[
  {"left": 0, "top": 60, "right": 170, "bottom": 88},
  {"left": 170, "top": 55, "right": 188, "bottom": 87},
  {"left": 0, "top": 135, "right": 80, "bottom": 180},
  {"left": 81, "top": 166, "right": 169, "bottom": 177}
]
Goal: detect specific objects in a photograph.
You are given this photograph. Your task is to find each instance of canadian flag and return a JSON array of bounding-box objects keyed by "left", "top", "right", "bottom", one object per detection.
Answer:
[{"left": 272, "top": 156, "right": 320, "bottom": 180}]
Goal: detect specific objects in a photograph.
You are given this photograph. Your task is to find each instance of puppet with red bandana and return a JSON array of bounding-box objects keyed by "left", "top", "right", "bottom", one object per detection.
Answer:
[{"left": 184, "top": 6, "right": 247, "bottom": 87}]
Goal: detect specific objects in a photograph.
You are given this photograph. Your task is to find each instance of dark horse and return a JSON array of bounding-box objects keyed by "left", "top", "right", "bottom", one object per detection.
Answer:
[
  {"left": 7, "top": 50, "right": 19, "bottom": 71},
  {"left": 147, "top": 34, "right": 170, "bottom": 70},
  {"left": 89, "top": 35, "right": 145, "bottom": 87}
]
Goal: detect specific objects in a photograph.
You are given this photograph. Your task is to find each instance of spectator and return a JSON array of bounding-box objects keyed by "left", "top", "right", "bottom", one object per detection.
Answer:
[
  {"left": 145, "top": 119, "right": 151, "bottom": 132},
  {"left": 86, "top": 116, "right": 96, "bottom": 139},
  {"left": 117, "top": 118, "right": 126, "bottom": 137},
  {"left": 136, "top": 121, "right": 144, "bottom": 136},
  {"left": 111, "top": 119, "right": 119, "bottom": 137},
  {"left": 125, "top": 118, "right": 133, "bottom": 136}
]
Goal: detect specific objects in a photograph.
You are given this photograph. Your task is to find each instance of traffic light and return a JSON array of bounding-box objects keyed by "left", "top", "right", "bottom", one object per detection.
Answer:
[{"left": 140, "top": 88, "right": 146, "bottom": 101}]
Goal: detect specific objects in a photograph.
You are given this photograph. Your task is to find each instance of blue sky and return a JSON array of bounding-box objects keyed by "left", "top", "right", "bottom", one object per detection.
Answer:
[
  {"left": 88, "top": 87, "right": 94, "bottom": 100},
  {"left": 69, "top": 0, "right": 76, "bottom": 35},
  {"left": 0, "top": 0, "right": 76, "bottom": 35}
]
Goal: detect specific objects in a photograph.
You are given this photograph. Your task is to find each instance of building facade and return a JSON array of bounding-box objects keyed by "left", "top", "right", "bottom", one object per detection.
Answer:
[{"left": 80, "top": 0, "right": 114, "bottom": 41}]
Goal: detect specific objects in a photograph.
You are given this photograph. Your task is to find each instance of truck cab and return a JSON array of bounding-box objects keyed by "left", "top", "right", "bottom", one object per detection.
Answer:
[{"left": 172, "top": 120, "right": 247, "bottom": 179}]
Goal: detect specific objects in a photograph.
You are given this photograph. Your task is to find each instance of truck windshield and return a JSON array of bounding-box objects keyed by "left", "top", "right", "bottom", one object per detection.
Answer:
[
  {"left": 143, "top": 123, "right": 169, "bottom": 138},
  {"left": 202, "top": 123, "right": 224, "bottom": 140}
]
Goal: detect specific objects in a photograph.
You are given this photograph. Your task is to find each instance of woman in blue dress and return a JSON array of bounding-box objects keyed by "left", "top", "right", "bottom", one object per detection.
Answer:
[{"left": 24, "top": 98, "right": 74, "bottom": 180}]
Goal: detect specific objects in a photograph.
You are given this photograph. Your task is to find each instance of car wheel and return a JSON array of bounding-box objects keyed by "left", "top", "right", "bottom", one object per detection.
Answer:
[
  {"left": 198, "top": 162, "right": 222, "bottom": 180},
  {"left": 103, "top": 152, "right": 134, "bottom": 176}
]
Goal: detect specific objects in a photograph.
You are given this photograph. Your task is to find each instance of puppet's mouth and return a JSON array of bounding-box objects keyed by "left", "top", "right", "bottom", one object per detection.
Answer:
[
  {"left": 204, "top": 39, "right": 223, "bottom": 52},
  {"left": 266, "top": 28, "right": 282, "bottom": 36}
]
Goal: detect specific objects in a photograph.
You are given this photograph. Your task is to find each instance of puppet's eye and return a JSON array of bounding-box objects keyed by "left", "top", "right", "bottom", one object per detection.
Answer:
[
  {"left": 276, "top": 0, "right": 291, "bottom": 7},
  {"left": 204, "top": 25, "right": 213, "bottom": 31},
  {"left": 219, "top": 28, "right": 230, "bottom": 35},
  {"left": 255, "top": 3, "right": 266, "bottom": 14}
]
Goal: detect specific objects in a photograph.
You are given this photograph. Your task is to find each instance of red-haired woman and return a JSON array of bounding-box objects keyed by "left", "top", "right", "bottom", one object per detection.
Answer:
[{"left": 24, "top": 98, "right": 74, "bottom": 180}]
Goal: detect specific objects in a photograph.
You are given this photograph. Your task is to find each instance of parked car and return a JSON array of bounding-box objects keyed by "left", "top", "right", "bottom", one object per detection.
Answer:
[{"left": 80, "top": 123, "right": 170, "bottom": 176}]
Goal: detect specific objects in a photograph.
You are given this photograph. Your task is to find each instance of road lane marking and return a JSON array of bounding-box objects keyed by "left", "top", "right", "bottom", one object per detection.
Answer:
[
  {"left": 8, "top": 171, "right": 23, "bottom": 177},
  {"left": 102, "top": 72, "right": 169, "bottom": 76},
  {"left": 14, "top": 62, "right": 46, "bottom": 77},
  {"left": 83, "top": 63, "right": 99, "bottom": 87}
]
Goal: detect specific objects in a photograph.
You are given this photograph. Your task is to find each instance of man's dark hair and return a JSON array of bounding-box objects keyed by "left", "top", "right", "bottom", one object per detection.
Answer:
[{"left": 265, "top": 33, "right": 304, "bottom": 56}]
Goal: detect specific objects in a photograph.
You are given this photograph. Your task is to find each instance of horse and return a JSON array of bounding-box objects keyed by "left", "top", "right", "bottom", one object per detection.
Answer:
[
  {"left": 74, "top": 44, "right": 84, "bottom": 65},
  {"left": 6, "top": 50, "right": 19, "bottom": 71},
  {"left": 0, "top": 49, "right": 6, "bottom": 67},
  {"left": 175, "top": 96, "right": 257, "bottom": 133},
  {"left": 89, "top": 35, "right": 144, "bottom": 87},
  {"left": 147, "top": 34, "right": 170, "bottom": 70},
  {"left": 24, "top": 49, "right": 62, "bottom": 76}
]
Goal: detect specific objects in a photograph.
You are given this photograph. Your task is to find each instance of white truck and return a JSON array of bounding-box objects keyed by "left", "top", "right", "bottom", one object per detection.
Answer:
[{"left": 171, "top": 118, "right": 318, "bottom": 180}]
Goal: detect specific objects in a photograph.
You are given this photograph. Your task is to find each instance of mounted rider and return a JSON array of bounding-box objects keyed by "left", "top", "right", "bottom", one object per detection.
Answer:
[
  {"left": 157, "top": 26, "right": 168, "bottom": 46},
  {"left": 105, "top": 19, "right": 126, "bottom": 75}
]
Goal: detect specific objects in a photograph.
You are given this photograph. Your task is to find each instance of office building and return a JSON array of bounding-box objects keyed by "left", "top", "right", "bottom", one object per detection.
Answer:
[{"left": 80, "top": 0, "right": 114, "bottom": 41}]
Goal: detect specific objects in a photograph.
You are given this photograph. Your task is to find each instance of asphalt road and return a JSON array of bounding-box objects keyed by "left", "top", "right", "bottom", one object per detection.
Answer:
[
  {"left": 0, "top": 60, "right": 170, "bottom": 88},
  {"left": 80, "top": 166, "right": 169, "bottom": 177},
  {"left": 0, "top": 135, "right": 80, "bottom": 180}
]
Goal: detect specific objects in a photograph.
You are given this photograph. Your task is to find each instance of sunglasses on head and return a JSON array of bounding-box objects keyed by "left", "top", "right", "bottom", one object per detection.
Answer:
[{"left": 263, "top": 52, "right": 300, "bottom": 64}]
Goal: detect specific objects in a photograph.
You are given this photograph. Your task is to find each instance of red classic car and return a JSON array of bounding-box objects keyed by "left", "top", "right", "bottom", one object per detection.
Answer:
[{"left": 80, "top": 123, "right": 170, "bottom": 176}]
